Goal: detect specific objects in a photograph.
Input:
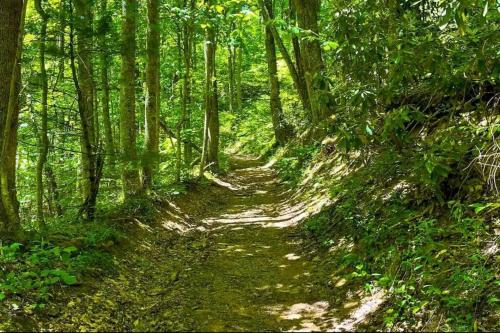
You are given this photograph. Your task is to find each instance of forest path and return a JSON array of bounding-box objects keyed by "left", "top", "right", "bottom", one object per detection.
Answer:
[
  {"left": 28, "top": 156, "right": 366, "bottom": 332},
  {"left": 167, "top": 156, "right": 333, "bottom": 331}
]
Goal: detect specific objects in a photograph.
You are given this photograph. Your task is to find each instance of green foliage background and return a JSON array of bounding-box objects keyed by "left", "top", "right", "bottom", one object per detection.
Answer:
[{"left": 1, "top": 0, "right": 498, "bottom": 331}]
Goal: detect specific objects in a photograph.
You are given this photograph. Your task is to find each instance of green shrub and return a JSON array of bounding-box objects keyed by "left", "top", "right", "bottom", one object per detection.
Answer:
[
  {"left": 0, "top": 242, "right": 79, "bottom": 304},
  {"left": 274, "top": 144, "right": 319, "bottom": 187}
]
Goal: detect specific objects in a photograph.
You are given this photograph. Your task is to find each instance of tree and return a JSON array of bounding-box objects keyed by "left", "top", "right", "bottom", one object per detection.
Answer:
[
  {"left": 98, "top": 0, "right": 115, "bottom": 165},
  {"left": 289, "top": 1, "right": 308, "bottom": 111},
  {"left": 262, "top": 0, "right": 291, "bottom": 146},
  {"left": 70, "top": 0, "right": 102, "bottom": 221},
  {"left": 292, "top": 0, "right": 331, "bottom": 123},
  {"left": 120, "top": 0, "right": 141, "bottom": 197},
  {"left": 181, "top": 0, "right": 196, "bottom": 166},
  {"left": 258, "top": 0, "right": 309, "bottom": 113},
  {"left": 235, "top": 38, "right": 243, "bottom": 112},
  {"left": 34, "top": 0, "right": 50, "bottom": 226},
  {"left": 0, "top": 0, "right": 27, "bottom": 237},
  {"left": 143, "top": 0, "right": 161, "bottom": 190},
  {"left": 74, "top": 0, "right": 96, "bottom": 204},
  {"left": 200, "top": 0, "right": 220, "bottom": 174},
  {"left": 222, "top": 5, "right": 244, "bottom": 114},
  {"left": 227, "top": 22, "right": 237, "bottom": 113}
]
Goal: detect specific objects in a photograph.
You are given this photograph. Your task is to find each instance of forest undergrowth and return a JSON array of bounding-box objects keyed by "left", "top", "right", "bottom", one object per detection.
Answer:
[
  {"left": 1, "top": 0, "right": 499, "bottom": 331},
  {"left": 270, "top": 112, "right": 499, "bottom": 331}
]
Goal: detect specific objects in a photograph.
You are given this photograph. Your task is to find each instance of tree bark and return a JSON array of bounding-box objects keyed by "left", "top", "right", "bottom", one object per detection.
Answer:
[
  {"left": 289, "top": 1, "right": 309, "bottom": 110},
  {"left": 56, "top": 0, "right": 66, "bottom": 84},
  {"left": 263, "top": 0, "right": 291, "bottom": 146},
  {"left": 258, "top": 0, "right": 309, "bottom": 113},
  {"left": 227, "top": 22, "right": 237, "bottom": 113},
  {"left": 182, "top": 0, "right": 195, "bottom": 166},
  {"left": 143, "top": 0, "right": 160, "bottom": 190},
  {"left": 175, "top": 33, "right": 183, "bottom": 183},
  {"left": 292, "top": 0, "right": 331, "bottom": 123},
  {"left": 200, "top": 0, "right": 220, "bottom": 174},
  {"left": 70, "top": 0, "right": 100, "bottom": 221},
  {"left": 120, "top": 0, "right": 141, "bottom": 197},
  {"left": 0, "top": 0, "right": 26, "bottom": 237},
  {"left": 45, "top": 166, "right": 63, "bottom": 216},
  {"left": 35, "top": 0, "right": 50, "bottom": 226},
  {"left": 99, "top": 1, "right": 115, "bottom": 165},
  {"left": 235, "top": 43, "right": 243, "bottom": 112},
  {"left": 74, "top": 0, "right": 97, "bottom": 208},
  {"left": 228, "top": 46, "right": 235, "bottom": 113}
]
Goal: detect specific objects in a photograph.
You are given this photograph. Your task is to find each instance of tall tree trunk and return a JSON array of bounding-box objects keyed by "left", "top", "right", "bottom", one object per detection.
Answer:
[
  {"left": 227, "top": 22, "right": 237, "bottom": 113},
  {"left": 289, "top": 1, "right": 309, "bottom": 110},
  {"left": 74, "top": 0, "right": 97, "bottom": 208},
  {"left": 71, "top": 0, "right": 100, "bottom": 220},
  {"left": 45, "top": 166, "right": 63, "bottom": 216},
  {"left": 52, "top": 0, "right": 65, "bottom": 217},
  {"left": 235, "top": 43, "right": 243, "bottom": 112},
  {"left": 258, "top": 0, "right": 309, "bottom": 113},
  {"left": 182, "top": 0, "right": 195, "bottom": 166},
  {"left": 227, "top": 46, "right": 234, "bottom": 113},
  {"left": 35, "top": 0, "right": 50, "bottom": 226},
  {"left": 99, "top": 1, "right": 115, "bottom": 165},
  {"left": 56, "top": 0, "right": 66, "bottom": 85},
  {"left": 263, "top": 0, "right": 291, "bottom": 146},
  {"left": 93, "top": 73, "right": 99, "bottom": 148},
  {"left": 120, "top": 0, "right": 140, "bottom": 197},
  {"left": 292, "top": 0, "right": 331, "bottom": 123},
  {"left": 200, "top": 0, "right": 219, "bottom": 174},
  {"left": 0, "top": 0, "right": 26, "bottom": 237},
  {"left": 175, "top": 32, "right": 182, "bottom": 183},
  {"left": 143, "top": 0, "right": 160, "bottom": 190}
]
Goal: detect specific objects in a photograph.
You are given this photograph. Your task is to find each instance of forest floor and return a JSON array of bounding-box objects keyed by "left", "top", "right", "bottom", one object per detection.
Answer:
[{"left": 10, "top": 157, "right": 382, "bottom": 332}]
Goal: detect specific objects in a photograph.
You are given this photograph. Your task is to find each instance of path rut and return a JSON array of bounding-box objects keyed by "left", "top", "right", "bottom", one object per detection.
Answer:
[
  {"left": 19, "top": 157, "right": 356, "bottom": 332},
  {"left": 173, "top": 157, "right": 332, "bottom": 331}
]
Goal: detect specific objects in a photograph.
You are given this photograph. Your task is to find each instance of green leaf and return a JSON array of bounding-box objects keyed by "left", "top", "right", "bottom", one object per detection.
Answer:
[
  {"left": 61, "top": 273, "right": 77, "bottom": 285},
  {"left": 0, "top": 292, "right": 5, "bottom": 301},
  {"left": 215, "top": 5, "right": 224, "bottom": 14},
  {"left": 487, "top": 297, "right": 499, "bottom": 304},
  {"left": 470, "top": 202, "right": 500, "bottom": 214},
  {"left": 365, "top": 125, "right": 373, "bottom": 136},
  {"left": 63, "top": 246, "right": 78, "bottom": 254},
  {"left": 9, "top": 243, "right": 22, "bottom": 251},
  {"left": 322, "top": 41, "right": 339, "bottom": 51},
  {"left": 46, "top": 277, "right": 61, "bottom": 285},
  {"left": 425, "top": 160, "right": 435, "bottom": 174},
  {"left": 470, "top": 203, "right": 488, "bottom": 213}
]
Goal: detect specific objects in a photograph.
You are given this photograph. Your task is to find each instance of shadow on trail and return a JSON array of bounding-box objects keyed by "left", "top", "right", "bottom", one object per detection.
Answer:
[
  {"left": 20, "top": 156, "right": 383, "bottom": 332},
  {"left": 175, "top": 156, "right": 333, "bottom": 331}
]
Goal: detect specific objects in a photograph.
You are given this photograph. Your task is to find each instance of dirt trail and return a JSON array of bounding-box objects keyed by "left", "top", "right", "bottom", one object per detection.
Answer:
[
  {"left": 17, "top": 156, "right": 376, "bottom": 332},
  {"left": 170, "top": 157, "right": 333, "bottom": 331}
]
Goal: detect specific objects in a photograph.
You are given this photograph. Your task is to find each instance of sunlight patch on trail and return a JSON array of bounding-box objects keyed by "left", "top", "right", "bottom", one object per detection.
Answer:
[
  {"left": 265, "top": 301, "right": 330, "bottom": 332},
  {"left": 280, "top": 301, "right": 330, "bottom": 320},
  {"left": 284, "top": 253, "right": 301, "bottom": 261},
  {"left": 172, "top": 157, "right": 383, "bottom": 332},
  {"left": 157, "top": 201, "right": 194, "bottom": 233},
  {"left": 203, "top": 195, "right": 331, "bottom": 229},
  {"left": 327, "top": 290, "right": 386, "bottom": 331},
  {"left": 210, "top": 176, "right": 245, "bottom": 191},
  {"left": 158, "top": 156, "right": 384, "bottom": 332}
]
